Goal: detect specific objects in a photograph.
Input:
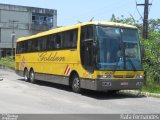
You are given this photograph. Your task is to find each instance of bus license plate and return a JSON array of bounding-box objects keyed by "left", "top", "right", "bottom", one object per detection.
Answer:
[{"left": 121, "top": 82, "right": 128, "bottom": 86}]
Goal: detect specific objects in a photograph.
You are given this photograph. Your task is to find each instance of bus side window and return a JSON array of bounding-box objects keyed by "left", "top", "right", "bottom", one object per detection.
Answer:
[
  {"left": 48, "top": 35, "right": 55, "bottom": 50},
  {"left": 70, "top": 29, "right": 78, "bottom": 48},
  {"left": 37, "top": 37, "right": 47, "bottom": 51},
  {"left": 63, "top": 29, "right": 78, "bottom": 49},
  {"left": 24, "top": 41, "right": 28, "bottom": 53},
  {"left": 63, "top": 31, "right": 70, "bottom": 48},
  {"left": 28, "top": 40, "right": 32, "bottom": 52},
  {"left": 34, "top": 39, "right": 38, "bottom": 51},
  {"left": 55, "top": 34, "right": 62, "bottom": 49},
  {"left": 61, "top": 33, "right": 65, "bottom": 49},
  {"left": 37, "top": 38, "right": 40, "bottom": 51},
  {"left": 37, "top": 37, "right": 43, "bottom": 51},
  {"left": 81, "top": 26, "right": 93, "bottom": 41},
  {"left": 16, "top": 42, "right": 21, "bottom": 53},
  {"left": 30, "top": 39, "right": 38, "bottom": 52},
  {"left": 42, "top": 36, "right": 47, "bottom": 51}
]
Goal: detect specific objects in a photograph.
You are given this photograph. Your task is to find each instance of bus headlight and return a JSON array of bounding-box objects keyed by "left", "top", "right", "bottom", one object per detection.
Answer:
[{"left": 135, "top": 75, "right": 143, "bottom": 79}]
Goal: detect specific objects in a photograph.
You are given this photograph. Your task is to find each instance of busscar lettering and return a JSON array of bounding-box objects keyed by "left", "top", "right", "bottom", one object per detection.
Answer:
[{"left": 38, "top": 52, "right": 65, "bottom": 62}]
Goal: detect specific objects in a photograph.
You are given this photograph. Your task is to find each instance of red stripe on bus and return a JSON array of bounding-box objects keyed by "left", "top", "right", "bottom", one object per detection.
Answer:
[{"left": 64, "top": 65, "right": 69, "bottom": 75}]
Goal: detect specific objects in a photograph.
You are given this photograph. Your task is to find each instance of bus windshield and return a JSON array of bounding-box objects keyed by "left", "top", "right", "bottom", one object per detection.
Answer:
[{"left": 96, "top": 25, "right": 143, "bottom": 70}]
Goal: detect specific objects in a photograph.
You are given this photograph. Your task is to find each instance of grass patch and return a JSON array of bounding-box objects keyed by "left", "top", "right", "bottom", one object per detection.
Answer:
[
  {"left": 142, "top": 83, "right": 160, "bottom": 94},
  {"left": 0, "top": 56, "right": 15, "bottom": 69}
]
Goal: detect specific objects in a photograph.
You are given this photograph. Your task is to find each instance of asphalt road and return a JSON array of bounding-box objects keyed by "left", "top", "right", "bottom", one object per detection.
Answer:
[{"left": 0, "top": 68, "right": 160, "bottom": 114}]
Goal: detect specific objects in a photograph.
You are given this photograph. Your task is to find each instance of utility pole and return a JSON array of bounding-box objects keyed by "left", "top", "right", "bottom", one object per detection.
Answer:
[
  {"left": 136, "top": 0, "right": 152, "bottom": 39},
  {"left": 9, "top": 20, "right": 18, "bottom": 58}
]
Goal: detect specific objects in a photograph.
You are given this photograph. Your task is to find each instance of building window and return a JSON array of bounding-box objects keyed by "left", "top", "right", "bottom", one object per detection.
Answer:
[
  {"left": 32, "top": 13, "right": 53, "bottom": 28},
  {"left": 32, "top": 15, "right": 36, "bottom": 21},
  {"left": 32, "top": 15, "right": 39, "bottom": 24},
  {"left": 39, "top": 16, "right": 44, "bottom": 25}
]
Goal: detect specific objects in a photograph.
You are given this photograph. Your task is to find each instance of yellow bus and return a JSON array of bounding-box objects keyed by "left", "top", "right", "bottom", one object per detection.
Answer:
[{"left": 15, "top": 21, "right": 144, "bottom": 93}]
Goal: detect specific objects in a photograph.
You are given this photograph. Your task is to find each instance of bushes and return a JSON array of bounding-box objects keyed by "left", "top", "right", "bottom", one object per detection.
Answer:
[
  {"left": 0, "top": 56, "right": 15, "bottom": 69},
  {"left": 142, "top": 32, "right": 160, "bottom": 85}
]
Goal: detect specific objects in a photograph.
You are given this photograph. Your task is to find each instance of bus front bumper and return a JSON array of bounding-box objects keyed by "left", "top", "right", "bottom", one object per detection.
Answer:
[{"left": 80, "top": 79, "right": 144, "bottom": 91}]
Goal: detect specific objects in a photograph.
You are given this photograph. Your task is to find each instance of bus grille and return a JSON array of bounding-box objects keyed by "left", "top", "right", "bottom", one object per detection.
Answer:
[{"left": 113, "top": 75, "right": 134, "bottom": 78}]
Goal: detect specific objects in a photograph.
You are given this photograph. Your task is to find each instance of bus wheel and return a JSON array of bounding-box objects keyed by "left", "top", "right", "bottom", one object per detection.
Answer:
[
  {"left": 29, "top": 70, "right": 36, "bottom": 84},
  {"left": 24, "top": 69, "right": 29, "bottom": 82},
  {"left": 71, "top": 74, "right": 81, "bottom": 93}
]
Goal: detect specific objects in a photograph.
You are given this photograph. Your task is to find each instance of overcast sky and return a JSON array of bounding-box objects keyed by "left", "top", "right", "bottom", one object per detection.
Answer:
[{"left": 0, "top": 0, "right": 159, "bottom": 26}]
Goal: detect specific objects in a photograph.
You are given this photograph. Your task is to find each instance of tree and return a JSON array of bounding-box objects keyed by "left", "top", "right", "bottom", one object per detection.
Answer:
[
  {"left": 110, "top": 14, "right": 143, "bottom": 31},
  {"left": 110, "top": 14, "right": 160, "bottom": 32},
  {"left": 148, "top": 19, "right": 160, "bottom": 32}
]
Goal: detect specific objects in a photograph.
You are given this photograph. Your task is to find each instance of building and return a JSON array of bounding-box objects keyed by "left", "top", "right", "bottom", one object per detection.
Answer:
[{"left": 0, "top": 3, "right": 57, "bottom": 57}]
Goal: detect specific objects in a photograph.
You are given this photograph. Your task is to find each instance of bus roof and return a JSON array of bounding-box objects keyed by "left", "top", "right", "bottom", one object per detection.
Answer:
[{"left": 17, "top": 21, "right": 137, "bottom": 42}]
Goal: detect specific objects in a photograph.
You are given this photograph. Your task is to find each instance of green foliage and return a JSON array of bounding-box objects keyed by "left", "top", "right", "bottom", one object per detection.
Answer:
[
  {"left": 148, "top": 19, "right": 160, "bottom": 32},
  {"left": 110, "top": 14, "right": 160, "bottom": 33},
  {"left": 142, "top": 32, "right": 160, "bottom": 84},
  {"left": 143, "top": 83, "right": 160, "bottom": 94},
  {"left": 110, "top": 14, "right": 143, "bottom": 31},
  {"left": 0, "top": 56, "right": 15, "bottom": 69}
]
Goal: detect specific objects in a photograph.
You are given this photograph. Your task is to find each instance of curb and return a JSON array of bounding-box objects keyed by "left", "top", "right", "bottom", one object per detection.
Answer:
[{"left": 120, "top": 90, "right": 160, "bottom": 98}]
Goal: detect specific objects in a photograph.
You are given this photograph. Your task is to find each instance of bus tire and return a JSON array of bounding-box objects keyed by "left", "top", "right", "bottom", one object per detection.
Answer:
[
  {"left": 71, "top": 74, "right": 81, "bottom": 93},
  {"left": 24, "top": 69, "right": 29, "bottom": 82},
  {"left": 29, "top": 69, "right": 36, "bottom": 84}
]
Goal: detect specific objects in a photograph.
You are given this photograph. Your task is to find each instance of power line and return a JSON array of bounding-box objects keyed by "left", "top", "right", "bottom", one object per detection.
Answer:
[
  {"left": 148, "top": 0, "right": 154, "bottom": 14},
  {"left": 135, "top": 0, "right": 143, "bottom": 20}
]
